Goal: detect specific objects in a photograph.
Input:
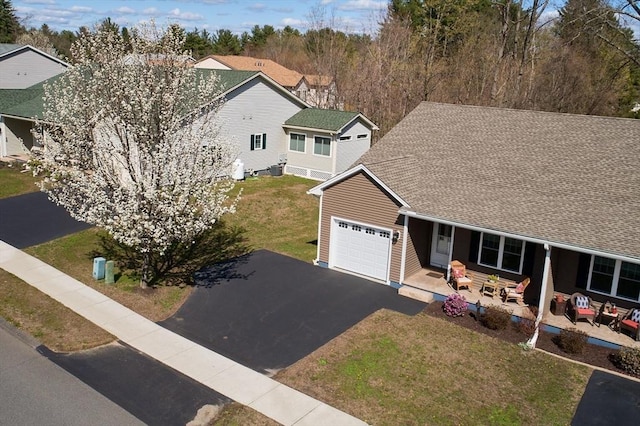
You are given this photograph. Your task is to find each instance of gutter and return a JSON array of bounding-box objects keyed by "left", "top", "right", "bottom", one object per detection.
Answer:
[{"left": 399, "top": 208, "right": 640, "bottom": 264}]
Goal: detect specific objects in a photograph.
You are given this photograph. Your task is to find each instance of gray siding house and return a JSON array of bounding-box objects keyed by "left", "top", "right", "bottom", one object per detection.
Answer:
[
  {"left": 0, "top": 44, "right": 69, "bottom": 89},
  {"left": 0, "top": 69, "right": 376, "bottom": 180}
]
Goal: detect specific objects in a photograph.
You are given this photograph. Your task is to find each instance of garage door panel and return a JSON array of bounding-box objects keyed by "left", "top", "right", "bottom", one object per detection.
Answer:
[{"left": 331, "top": 219, "right": 391, "bottom": 281}]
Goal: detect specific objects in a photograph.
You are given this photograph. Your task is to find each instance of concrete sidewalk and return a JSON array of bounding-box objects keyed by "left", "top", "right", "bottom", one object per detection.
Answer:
[{"left": 0, "top": 241, "right": 366, "bottom": 426}]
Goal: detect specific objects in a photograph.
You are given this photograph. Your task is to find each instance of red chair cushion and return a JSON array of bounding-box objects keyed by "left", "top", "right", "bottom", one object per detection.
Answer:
[
  {"left": 621, "top": 319, "right": 639, "bottom": 330},
  {"left": 577, "top": 308, "right": 594, "bottom": 316}
]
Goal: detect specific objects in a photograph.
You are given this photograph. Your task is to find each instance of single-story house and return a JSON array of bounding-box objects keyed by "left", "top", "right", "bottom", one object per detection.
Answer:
[
  {"left": 308, "top": 102, "right": 640, "bottom": 318},
  {"left": 0, "top": 69, "right": 376, "bottom": 180}
]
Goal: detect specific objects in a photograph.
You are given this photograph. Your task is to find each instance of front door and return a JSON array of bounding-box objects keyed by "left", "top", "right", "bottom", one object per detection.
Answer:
[{"left": 430, "top": 223, "right": 452, "bottom": 269}]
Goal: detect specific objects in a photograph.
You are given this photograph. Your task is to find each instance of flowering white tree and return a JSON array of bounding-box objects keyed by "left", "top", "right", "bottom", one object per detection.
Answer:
[{"left": 32, "top": 23, "right": 239, "bottom": 288}]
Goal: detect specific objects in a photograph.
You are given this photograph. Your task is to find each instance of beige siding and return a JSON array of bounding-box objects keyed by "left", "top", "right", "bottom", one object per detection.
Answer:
[
  {"left": 319, "top": 171, "right": 403, "bottom": 282},
  {"left": 404, "top": 218, "right": 429, "bottom": 279}
]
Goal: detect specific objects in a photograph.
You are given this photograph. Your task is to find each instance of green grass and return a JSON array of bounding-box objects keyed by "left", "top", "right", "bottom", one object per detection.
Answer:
[
  {"left": 0, "top": 164, "right": 39, "bottom": 198},
  {"left": 254, "top": 309, "right": 590, "bottom": 426},
  {"left": 225, "top": 175, "right": 319, "bottom": 262}
]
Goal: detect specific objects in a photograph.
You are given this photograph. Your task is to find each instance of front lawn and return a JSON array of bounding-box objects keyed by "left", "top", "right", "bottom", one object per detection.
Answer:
[
  {"left": 0, "top": 163, "right": 39, "bottom": 198},
  {"left": 215, "top": 309, "right": 590, "bottom": 425}
]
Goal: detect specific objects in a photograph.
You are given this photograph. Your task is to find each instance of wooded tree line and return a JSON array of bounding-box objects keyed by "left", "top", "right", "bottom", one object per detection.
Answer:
[{"left": 2, "top": 0, "right": 639, "bottom": 137}]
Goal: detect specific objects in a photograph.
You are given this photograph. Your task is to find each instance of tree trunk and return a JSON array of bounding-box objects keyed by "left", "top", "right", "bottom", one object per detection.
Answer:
[{"left": 140, "top": 251, "right": 151, "bottom": 289}]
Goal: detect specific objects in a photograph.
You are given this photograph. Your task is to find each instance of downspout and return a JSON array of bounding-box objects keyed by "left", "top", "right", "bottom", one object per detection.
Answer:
[
  {"left": 527, "top": 243, "right": 551, "bottom": 348},
  {"left": 314, "top": 193, "right": 323, "bottom": 265}
]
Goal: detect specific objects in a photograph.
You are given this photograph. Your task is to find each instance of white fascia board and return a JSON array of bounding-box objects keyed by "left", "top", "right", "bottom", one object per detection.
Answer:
[
  {"left": 307, "top": 163, "right": 410, "bottom": 208},
  {"left": 283, "top": 124, "right": 337, "bottom": 135},
  {"left": 400, "top": 208, "right": 640, "bottom": 264}
]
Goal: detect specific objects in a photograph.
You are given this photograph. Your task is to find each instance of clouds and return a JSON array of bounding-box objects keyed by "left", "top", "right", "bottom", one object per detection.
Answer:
[{"left": 13, "top": 0, "right": 382, "bottom": 34}]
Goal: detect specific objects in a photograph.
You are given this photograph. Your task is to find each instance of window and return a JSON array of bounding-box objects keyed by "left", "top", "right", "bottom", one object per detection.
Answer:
[
  {"left": 250, "top": 133, "right": 266, "bottom": 150},
  {"left": 357, "top": 134, "right": 368, "bottom": 139},
  {"left": 478, "top": 232, "right": 524, "bottom": 273},
  {"left": 289, "top": 133, "right": 305, "bottom": 152},
  {"left": 339, "top": 135, "right": 351, "bottom": 141},
  {"left": 589, "top": 256, "right": 640, "bottom": 301},
  {"left": 314, "top": 136, "right": 331, "bottom": 156}
]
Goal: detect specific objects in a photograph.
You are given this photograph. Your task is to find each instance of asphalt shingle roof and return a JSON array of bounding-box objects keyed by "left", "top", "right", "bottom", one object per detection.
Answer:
[
  {"left": 357, "top": 102, "right": 640, "bottom": 260},
  {"left": 0, "top": 70, "right": 259, "bottom": 119},
  {"left": 201, "top": 55, "right": 303, "bottom": 88},
  {"left": 284, "top": 108, "right": 360, "bottom": 132}
]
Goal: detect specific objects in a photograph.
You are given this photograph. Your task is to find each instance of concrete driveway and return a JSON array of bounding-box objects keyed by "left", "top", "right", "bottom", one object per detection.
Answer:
[
  {"left": 160, "top": 250, "right": 426, "bottom": 373},
  {"left": 0, "top": 192, "right": 91, "bottom": 248}
]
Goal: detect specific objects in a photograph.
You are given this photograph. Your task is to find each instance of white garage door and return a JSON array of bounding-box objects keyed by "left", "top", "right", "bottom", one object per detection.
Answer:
[{"left": 331, "top": 219, "right": 391, "bottom": 281}]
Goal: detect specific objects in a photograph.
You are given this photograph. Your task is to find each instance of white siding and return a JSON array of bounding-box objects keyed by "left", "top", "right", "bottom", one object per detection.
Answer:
[
  {"left": 335, "top": 120, "right": 371, "bottom": 173},
  {"left": 217, "top": 77, "right": 304, "bottom": 172},
  {"left": 284, "top": 129, "right": 334, "bottom": 175},
  {"left": 1, "top": 117, "right": 35, "bottom": 156},
  {"left": 194, "top": 58, "right": 231, "bottom": 70},
  {"left": 0, "top": 49, "right": 67, "bottom": 89}
]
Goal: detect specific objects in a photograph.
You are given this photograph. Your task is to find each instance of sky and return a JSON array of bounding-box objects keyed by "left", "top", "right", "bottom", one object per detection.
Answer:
[{"left": 12, "top": 0, "right": 389, "bottom": 35}]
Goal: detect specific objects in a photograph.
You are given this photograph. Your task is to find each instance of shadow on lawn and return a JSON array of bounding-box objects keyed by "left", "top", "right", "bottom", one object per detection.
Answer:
[{"left": 92, "top": 220, "right": 251, "bottom": 287}]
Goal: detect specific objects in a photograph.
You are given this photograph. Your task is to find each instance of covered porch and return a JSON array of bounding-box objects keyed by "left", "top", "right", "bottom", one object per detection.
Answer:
[{"left": 402, "top": 266, "right": 640, "bottom": 349}]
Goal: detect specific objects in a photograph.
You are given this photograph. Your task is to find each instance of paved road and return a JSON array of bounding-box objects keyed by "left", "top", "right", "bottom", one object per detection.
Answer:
[
  {"left": 42, "top": 342, "right": 231, "bottom": 426},
  {"left": 0, "top": 191, "right": 91, "bottom": 248},
  {"left": 160, "top": 250, "right": 426, "bottom": 373},
  {"left": 0, "top": 322, "right": 144, "bottom": 426}
]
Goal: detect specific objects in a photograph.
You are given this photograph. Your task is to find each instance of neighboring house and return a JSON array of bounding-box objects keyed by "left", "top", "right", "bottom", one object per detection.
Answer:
[
  {"left": 0, "top": 44, "right": 69, "bottom": 157},
  {"left": 194, "top": 55, "right": 335, "bottom": 108},
  {"left": 297, "top": 75, "right": 339, "bottom": 109},
  {"left": 0, "top": 44, "right": 69, "bottom": 89},
  {"left": 0, "top": 69, "right": 376, "bottom": 180},
  {"left": 283, "top": 108, "right": 378, "bottom": 181},
  {"left": 308, "top": 102, "right": 640, "bottom": 317}
]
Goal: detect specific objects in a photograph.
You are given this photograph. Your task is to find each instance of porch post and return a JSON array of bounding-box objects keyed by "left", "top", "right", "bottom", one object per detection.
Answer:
[
  {"left": 446, "top": 225, "right": 456, "bottom": 282},
  {"left": 527, "top": 244, "right": 552, "bottom": 348},
  {"left": 399, "top": 214, "right": 409, "bottom": 283}
]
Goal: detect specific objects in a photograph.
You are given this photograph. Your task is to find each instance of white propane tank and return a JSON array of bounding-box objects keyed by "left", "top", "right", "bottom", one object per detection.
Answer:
[{"left": 232, "top": 159, "right": 245, "bottom": 180}]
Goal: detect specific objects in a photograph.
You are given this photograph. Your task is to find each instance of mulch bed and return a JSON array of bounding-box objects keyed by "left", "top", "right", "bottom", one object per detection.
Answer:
[{"left": 422, "top": 302, "right": 638, "bottom": 379}]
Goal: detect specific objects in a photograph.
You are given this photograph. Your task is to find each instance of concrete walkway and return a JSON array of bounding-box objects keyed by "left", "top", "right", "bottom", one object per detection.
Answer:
[{"left": 0, "top": 241, "right": 366, "bottom": 426}]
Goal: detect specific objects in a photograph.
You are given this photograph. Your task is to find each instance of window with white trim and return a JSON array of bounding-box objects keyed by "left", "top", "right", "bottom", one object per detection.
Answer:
[
  {"left": 250, "top": 133, "right": 266, "bottom": 150},
  {"left": 588, "top": 255, "right": 640, "bottom": 301},
  {"left": 478, "top": 232, "right": 524, "bottom": 273},
  {"left": 314, "top": 136, "right": 331, "bottom": 156},
  {"left": 289, "top": 133, "right": 305, "bottom": 152}
]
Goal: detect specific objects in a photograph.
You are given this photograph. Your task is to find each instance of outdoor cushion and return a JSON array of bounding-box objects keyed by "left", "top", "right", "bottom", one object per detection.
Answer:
[
  {"left": 515, "top": 283, "right": 524, "bottom": 293},
  {"left": 575, "top": 296, "right": 589, "bottom": 309},
  {"left": 577, "top": 308, "right": 594, "bottom": 316},
  {"left": 631, "top": 310, "right": 640, "bottom": 322},
  {"left": 453, "top": 269, "right": 464, "bottom": 278},
  {"left": 621, "top": 319, "right": 639, "bottom": 329}
]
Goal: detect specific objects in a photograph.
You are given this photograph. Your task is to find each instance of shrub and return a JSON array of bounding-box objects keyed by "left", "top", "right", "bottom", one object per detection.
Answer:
[
  {"left": 443, "top": 293, "right": 468, "bottom": 317},
  {"left": 553, "top": 328, "right": 589, "bottom": 354},
  {"left": 610, "top": 347, "right": 640, "bottom": 377},
  {"left": 480, "top": 305, "right": 512, "bottom": 330},
  {"left": 515, "top": 307, "right": 538, "bottom": 336}
]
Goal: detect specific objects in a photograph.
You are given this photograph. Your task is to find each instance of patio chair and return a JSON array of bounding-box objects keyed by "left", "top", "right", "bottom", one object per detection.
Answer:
[
  {"left": 569, "top": 292, "right": 596, "bottom": 326},
  {"left": 502, "top": 277, "right": 530, "bottom": 305},
  {"left": 449, "top": 260, "right": 473, "bottom": 292},
  {"left": 619, "top": 308, "right": 640, "bottom": 341}
]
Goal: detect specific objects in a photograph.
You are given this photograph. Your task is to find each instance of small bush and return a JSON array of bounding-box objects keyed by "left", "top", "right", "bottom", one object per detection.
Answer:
[
  {"left": 515, "top": 307, "right": 538, "bottom": 336},
  {"left": 553, "top": 328, "right": 589, "bottom": 354},
  {"left": 443, "top": 293, "right": 468, "bottom": 317},
  {"left": 480, "top": 305, "right": 512, "bottom": 330},
  {"left": 610, "top": 347, "right": 640, "bottom": 377}
]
